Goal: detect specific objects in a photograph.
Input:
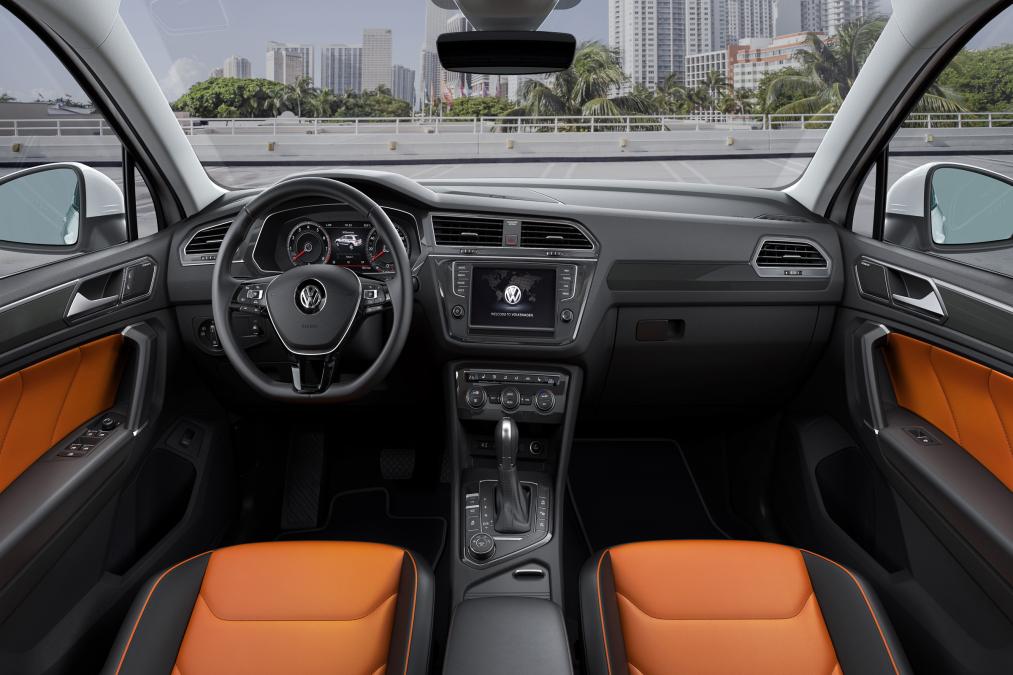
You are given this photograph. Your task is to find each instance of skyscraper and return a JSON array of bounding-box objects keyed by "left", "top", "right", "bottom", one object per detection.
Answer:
[
  {"left": 266, "top": 42, "right": 312, "bottom": 85},
  {"left": 609, "top": 0, "right": 686, "bottom": 92},
  {"left": 800, "top": 0, "right": 824, "bottom": 32},
  {"left": 392, "top": 65, "right": 416, "bottom": 105},
  {"left": 443, "top": 14, "right": 474, "bottom": 97},
  {"left": 418, "top": 2, "right": 458, "bottom": 108},
  {"left": 362, "top": 29, "right": 393, "bottom": 92},
  {"left": 802, "top": 0, "right": 882, "bottom": 35},
  {"left": 685, "top": 0, "right": 727, "bottom": 56},
  {"left": 321, "top": 45, "right": 361, "bottom": 94},
  {"left": 727, "top": 0, "right": 779, "bottom": 42},
  {"left": 224, "top": 56, "right": 251, "bottom": 79}
]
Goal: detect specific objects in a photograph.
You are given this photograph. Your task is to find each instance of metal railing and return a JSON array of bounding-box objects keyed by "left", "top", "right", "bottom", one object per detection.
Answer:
[{"left": 0, "top": 111, "right": 1011, "bottom": 137}]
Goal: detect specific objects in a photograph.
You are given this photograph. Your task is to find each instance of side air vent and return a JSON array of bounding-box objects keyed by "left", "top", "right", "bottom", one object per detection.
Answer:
[
  {"left": 181, "top": 221, "right": 232, "bottom": 265},
  {"left": 432, "top": 215, "right": 504, "bottom": 247},
  {"left": 753, "top": 239, "right": 831, "bottom": 278},
  {"left": 519, "top": 220, "right": 593, "bottom": 250},
  {"left": 755, "top": 213, "right": 810, "bottom": 223}
]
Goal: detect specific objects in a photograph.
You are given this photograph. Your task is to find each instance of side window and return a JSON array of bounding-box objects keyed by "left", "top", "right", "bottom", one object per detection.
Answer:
[
  {"left": 864, "top": 6, "right": 1013, "bottom": 276},
  {"left": 0, "top": 6, "right": 159, "bottom": 278}
]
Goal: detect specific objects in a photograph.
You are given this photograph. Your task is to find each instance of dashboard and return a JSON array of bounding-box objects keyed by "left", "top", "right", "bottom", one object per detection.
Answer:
[{"left": 250, "top": 203, "right": 422, "bottom": 276}]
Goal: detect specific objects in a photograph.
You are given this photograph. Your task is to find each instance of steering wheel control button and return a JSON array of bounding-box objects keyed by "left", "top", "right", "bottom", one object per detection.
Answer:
[
  {"left": 451, "top": 304, "right": 465, "bottom": 319},
  {"left": 466, "top": 388, "right": 487, "bottom": 409},
  {"left": 501, "top": 387, "right": 520, "bottom": 411},
  {"left": 535, "top": 390, "right": 556, "bottom": 412},
  {"left": 469, "top": 532, "right": 495, "bottom": 561}
]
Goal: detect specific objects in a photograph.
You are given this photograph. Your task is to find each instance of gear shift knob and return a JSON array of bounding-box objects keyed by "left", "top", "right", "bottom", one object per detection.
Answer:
[
  {"left": 496, "top": 417, "right": 519, "bottom": 469},
  {"left": 494, "top": 417, "right": 530, "bottom": 533}
]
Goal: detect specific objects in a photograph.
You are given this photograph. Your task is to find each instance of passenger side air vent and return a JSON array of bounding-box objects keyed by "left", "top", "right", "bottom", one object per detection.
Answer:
[
  {"left": 432, "top": 215, "right": 504, "bottom": 247},
  {"left": 519, "top": 220, "right": 593, "bottom": 250},
  {"left": 753, "top": 239, "right": 830, "bottom": 278},
  {"left": 181, "top": 221, "right": 232, "bottom": 265}
]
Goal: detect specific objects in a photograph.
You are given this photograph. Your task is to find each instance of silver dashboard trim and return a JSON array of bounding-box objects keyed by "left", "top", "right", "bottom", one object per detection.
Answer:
[
  {"left": 750, "top": 235, "right": 833, "bottom": 279},
  {"left": 427, "top": 210, "right": 599, "bottom": 253},
  {"left": 855, "top": 257, "right": 948, "bottom": 320},
  {"left": 179, "top": 220, "right": 234, "bottom": 267}
]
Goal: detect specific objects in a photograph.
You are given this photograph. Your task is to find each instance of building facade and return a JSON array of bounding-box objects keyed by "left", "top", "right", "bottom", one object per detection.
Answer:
[
  {"left": 362, "top": 28, "right": 393, "bottom": 92},
  {"left": 418, "top": 3, "right": 458, "bottom": 109},
  {"left": 321, "top": 45, "right": 361, "bottom": 94},
  {"left": 685, "top": 0, "right": 727, "bottom": 56},
  {"left": 266, "top": 42, "right": 312, "bottom": 85},
  {"left": 727, "top": 0, "right": 778, "bottom": 42},
  {"left": 729, "top": 31, "right": 823, "bottom": 90},
  {"left": 685, "top": 48, "right": 728, "bottom": 89},
  {"left": 391, "top": 64, "right": 416, "bottom": 105},
  {"left": 609, "top": 0, "right": 686, "bottom": 92},
  {"left": 223, "top": 56, "right": 251, "bottom": 79},
  {"left": 802, "top": 0, "right": 881, "bottom": 34}
]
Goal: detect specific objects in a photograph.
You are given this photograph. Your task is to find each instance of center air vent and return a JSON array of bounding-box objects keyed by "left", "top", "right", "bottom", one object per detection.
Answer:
[
  {"left": 520, "top": 220, "right": 593, "bottom": 250},
  {"left": 182, "top": 221, "right": 232, "bottom": 264},
  {"left": 432, "top": 215, "right": 504, "bottom": 247},
  {"left": 753, "top": 239, "right": 831, "bottom": 278}
]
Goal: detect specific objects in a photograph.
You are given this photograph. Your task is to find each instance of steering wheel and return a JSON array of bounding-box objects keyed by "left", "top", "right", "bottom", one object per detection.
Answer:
[{"left": 211, "top": 177, "right": 413, "bottom": 402}]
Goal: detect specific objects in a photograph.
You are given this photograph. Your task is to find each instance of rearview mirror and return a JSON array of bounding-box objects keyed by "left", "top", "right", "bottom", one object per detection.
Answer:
[
  {"left": 0, "top": 163, "right": 126, "bottom": 254},
  {"left": 438, "top": 30, "right": 576, "bottom": 74},
  {"left": 885, "top": 163, "right": 1013, "bottom": 250}
]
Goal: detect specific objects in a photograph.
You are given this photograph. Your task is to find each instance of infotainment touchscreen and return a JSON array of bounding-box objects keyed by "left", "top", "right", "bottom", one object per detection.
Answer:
[{"left": 469, "top": 267, "right": 557, "bottom": 331}]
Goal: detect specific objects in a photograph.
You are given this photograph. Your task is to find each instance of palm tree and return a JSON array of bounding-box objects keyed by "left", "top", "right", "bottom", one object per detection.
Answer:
[
  {"left": 657, "top": 74, "right": 690, "bottom": 114},
  {"left": 0, "top": 92, "right": 14, "bottom": 103},
  {"left": 506, "top": 42, "right": 647, "bottom": 120},
  {"left": 310, "top": 88, "right": 338, "bottom": 117},
  {"left": 268, "top": 92, "right": 288, "bottom": 117},
  {"left": 720, "top": 88, "right": 756, "bottom": 115},
  {"left": 703, "top": 70, "right": 729, "bottom": 100},
  {"left": 767, "top": 16, "right": 962, "bottom": 117},
  {"left": 288, "top": 76, "right": 316, "bottom": 117}
]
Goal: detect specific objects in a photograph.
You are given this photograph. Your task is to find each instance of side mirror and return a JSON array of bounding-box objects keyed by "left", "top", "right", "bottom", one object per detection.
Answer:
[
  {"left": 0, "top": 162, "right": 126, "bottom": 255},
  {"left": 885, "top": 163, "right": 1013, "bottom": 250}
]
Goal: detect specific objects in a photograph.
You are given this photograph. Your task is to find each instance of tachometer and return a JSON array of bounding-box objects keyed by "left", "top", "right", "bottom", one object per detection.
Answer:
[
  {"left": 366, "top": 225, "right": 410, "bottom": 274},
  {"left": 287, "top": 221, "right": 331, "bottom": 266}
]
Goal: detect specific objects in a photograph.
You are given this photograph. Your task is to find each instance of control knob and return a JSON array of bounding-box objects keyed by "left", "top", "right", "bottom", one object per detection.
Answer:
[{"left": 469, "top": 532, "right": 495, "bottom": 561}]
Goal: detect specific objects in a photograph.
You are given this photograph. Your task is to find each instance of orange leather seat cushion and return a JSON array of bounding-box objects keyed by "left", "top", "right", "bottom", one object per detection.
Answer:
[
  {"left": 884, "top": 333, "right": 1013, "bottom": 490},
  {"left": 172, "top": 541, "right": 407, "bottom": 675},
  {"left": 0, "top": 334, "right": 123, "bottom": 492},
  {"left": 606, "top": 540, "right": 840, "bottom": 675}
]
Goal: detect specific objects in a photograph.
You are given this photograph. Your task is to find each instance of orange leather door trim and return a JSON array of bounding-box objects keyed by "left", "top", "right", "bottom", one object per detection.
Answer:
[
  {"left": 884, "top": 333, "right": 1013, "bottom": 491},
  {"left": 0, "top": 334, "right": 123, "bottom": 492}
]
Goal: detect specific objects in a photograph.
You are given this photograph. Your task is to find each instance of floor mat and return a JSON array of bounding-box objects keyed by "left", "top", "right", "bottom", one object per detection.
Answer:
[
  {"left": 277, "top": 487, "right": 448, "bottom": 569},
  {"left": 568, "top": 439, "right": 728, "bottom": 552}
]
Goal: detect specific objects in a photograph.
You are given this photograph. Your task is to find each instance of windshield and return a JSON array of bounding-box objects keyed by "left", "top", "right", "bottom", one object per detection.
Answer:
[{"left": 105, "top": 1, "right": 919, "bottom": 189}]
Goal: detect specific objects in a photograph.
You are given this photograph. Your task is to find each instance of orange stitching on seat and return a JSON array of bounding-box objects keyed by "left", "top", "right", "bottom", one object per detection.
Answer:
[
  {"left": 803, "top": 550, "right": 900, "bottom": 675},
  {"left": 596, "top": 550, "right": 613, "bottom": 675},
  {"left": 402, "top": 550, "right": 419, "bottom": 675},
  {"left": 113, "top": 551, "right": 212, "bottom": 675}
]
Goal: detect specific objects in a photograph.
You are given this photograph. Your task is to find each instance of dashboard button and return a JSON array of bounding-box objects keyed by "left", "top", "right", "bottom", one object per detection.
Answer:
[
  {"left": 560, "top": 309, "right": 574, "bottom": 323},
  {"left": 451, "top": 304, "right": 465, "bottom": 319},
  {"left": 535, "top": 390, "right": 556, "bottom": 412},
  {"left": 466, "top": 388, "right": 487, "bottom": 409},
  {"left": 501, "top": 387, "right": 520, "bottom": 411}
]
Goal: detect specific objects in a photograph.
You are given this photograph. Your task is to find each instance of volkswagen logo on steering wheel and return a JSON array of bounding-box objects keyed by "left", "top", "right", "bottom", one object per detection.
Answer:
[
  {"left": 503, "top": 284, "right": 523, "bottom": 306},
  {"left": 296, "top": 280, "right": 326, "bottom": 314}
]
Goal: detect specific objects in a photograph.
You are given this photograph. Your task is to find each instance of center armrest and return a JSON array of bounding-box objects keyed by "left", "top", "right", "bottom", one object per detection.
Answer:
[{"left": 442, "top": 596, "right": 573, "bottom": 675}]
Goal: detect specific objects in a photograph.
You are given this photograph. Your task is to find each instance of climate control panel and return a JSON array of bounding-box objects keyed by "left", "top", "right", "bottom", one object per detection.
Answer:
[{"left": 456, "top": 368, "right": 569, "bottom": 423}]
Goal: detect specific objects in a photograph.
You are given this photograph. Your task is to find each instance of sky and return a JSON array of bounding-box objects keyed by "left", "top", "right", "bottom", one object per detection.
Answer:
[{"left": 7, "top": 0, "right": 1013, "bottom": 107}]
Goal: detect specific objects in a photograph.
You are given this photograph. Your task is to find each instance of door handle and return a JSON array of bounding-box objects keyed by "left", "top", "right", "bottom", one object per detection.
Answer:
[
  {"left": 66, "top": 291, "right": 118, "bottom": 318},
  {"left": 892, "top": 288, "right": 945, "bottom": 317}
]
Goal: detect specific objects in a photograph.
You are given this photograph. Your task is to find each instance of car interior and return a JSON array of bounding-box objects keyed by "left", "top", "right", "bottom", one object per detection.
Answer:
[{"left": 0, "top": 0, "right": 1012, "bottom": 673}]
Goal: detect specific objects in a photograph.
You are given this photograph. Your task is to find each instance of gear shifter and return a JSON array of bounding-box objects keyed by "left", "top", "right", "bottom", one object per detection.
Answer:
[{"left": 493, "top": 417, "right": 531, "bottom": 533}]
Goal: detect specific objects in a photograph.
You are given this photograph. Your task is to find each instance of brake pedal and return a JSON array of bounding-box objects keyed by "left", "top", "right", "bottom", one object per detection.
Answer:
[
  {"left": 380, "top": 448, "right": 415, "bottom": 480},
  {"left": 280, "top": 432, "right": 324, "bottom": 530}
]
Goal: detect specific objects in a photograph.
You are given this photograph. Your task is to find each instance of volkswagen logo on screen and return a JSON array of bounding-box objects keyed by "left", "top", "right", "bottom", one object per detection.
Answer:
[
  {"left": 503, "top": 284, "right": 523, "bottom": 306},
  {"left": 296, "top": 280, "right": 326, "bottom": 314}
]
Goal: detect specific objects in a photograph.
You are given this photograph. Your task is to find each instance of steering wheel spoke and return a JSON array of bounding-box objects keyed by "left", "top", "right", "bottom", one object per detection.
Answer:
[{"left": 290, "top": 354, "right": 338, "bottom": 394}]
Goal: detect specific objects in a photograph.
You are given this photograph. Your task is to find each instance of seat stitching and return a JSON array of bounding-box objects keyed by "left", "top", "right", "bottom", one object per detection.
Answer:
[
  {"left": 196, "top": 590, "right": 399, "bottom": 622},
  {"left": 802, "top": 550, "right": 901, "bottom": 675},
  {"left": 615, "top": 590, "right": 815, "bottom": 621},
  {"left": 595, "top": 550, "right": 614, "bottom": 675},
  {"left": 402, "top": 550, "right": 419, "bottom": 675},
  {"left": 928, "top": 347, "right": 962, "bottom": 445},
  {"left": 113, "top": 551, "right": 212, "bottom": 675}
]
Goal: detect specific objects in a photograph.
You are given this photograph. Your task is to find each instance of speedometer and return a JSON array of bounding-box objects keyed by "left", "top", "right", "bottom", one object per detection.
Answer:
[
  {"left": 287, "top": 221, "right": 331, "bottom": 266},
  {"left": 365, "top": 225, "right": 410, "bottom": 274}
]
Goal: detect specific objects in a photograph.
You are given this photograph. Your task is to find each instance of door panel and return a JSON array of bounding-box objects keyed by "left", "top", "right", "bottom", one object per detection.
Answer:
[{"left": 0, "top": 334, "right": 123, "bottom": 493}]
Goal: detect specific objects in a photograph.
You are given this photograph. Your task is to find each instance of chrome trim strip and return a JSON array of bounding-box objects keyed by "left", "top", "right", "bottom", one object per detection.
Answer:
[
  {"left": 855, "top": 256, "right": 948, "bottom": 320},
  {"left": 0, "top": 278, "right": 77, "bottom": 315},
  {"left": 428, "top": 210, "right": 599, "bottom": 253}
]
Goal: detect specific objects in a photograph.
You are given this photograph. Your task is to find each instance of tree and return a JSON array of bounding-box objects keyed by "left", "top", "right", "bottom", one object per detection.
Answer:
[
  {"left": 310, "top": 88, "right": 339, "bottom": 117},
  {"left": 334, "top": 88, "right": 411, "bottom": 118},
  {"left": 288, "top": 76, "right": 316, "bottom": 117},
  {"left": 720, "top": 88, "right": 756, "bottom": 115},
  {"left": 444, "top": 96, "right": 515, "bottom": 118},
  {"left": 0, "top": 92, "right": 14, "bottom": 103},
  {"left": 657, "top": 74, "right": 690, "bottom": 114},
  {"left": 507, "top": 42, "right": 650, "bottom": 118},
  {"left": 936, "top": 44, "right": 1013, "bottom": 112},
  {"left": 173, "top": 77, "right": 288, "bottom": 117}
]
